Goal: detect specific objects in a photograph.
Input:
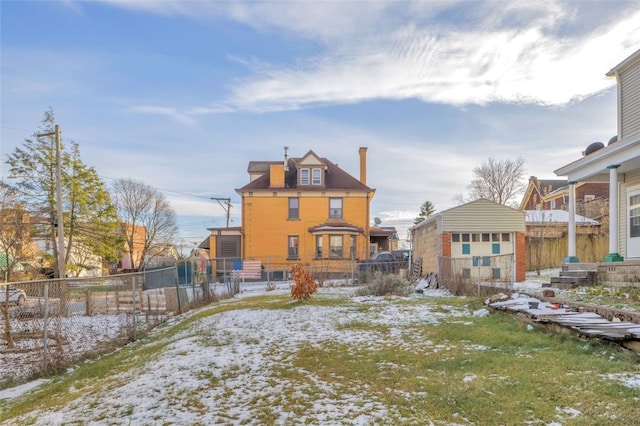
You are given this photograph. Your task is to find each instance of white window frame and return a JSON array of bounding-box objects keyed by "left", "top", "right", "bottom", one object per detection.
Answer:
[
  {"left": 329, "top": 198, "right": 342, "bottom": 219},
  {"left": 312, "top": 168, "right": 322, "bottom": 185},
  {"left": 300, "top": 168, "right": 310, "bottom": 185},
  {"left": 329, "top": 235, "right": 343, "bottom": 258}
]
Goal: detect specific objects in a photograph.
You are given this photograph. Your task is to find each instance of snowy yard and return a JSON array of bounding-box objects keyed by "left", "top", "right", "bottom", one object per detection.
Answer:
[{"left": 2, "top": 275, "right": 640, "bottom": 424}]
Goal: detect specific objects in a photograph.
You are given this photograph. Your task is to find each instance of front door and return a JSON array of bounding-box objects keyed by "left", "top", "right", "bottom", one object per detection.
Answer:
[{"left": 627, "top": 190, "right": 640, "bottom": 258}]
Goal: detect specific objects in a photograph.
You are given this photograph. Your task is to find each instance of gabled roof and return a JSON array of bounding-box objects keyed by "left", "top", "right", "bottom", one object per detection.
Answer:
[
  {"left": 411, "top": 198, "right": 525, "bottom": 231},
  {"left": 237, "top": 151, "right": 373, "bottom": 192},
  {"left": 519, "top": 177, "right": 567, "bottom": 209}
]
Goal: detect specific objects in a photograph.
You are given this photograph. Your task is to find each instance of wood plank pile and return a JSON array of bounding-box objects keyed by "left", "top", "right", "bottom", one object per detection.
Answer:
[{"left": 487, "top": 293, "right": 640, "bottom": 351}]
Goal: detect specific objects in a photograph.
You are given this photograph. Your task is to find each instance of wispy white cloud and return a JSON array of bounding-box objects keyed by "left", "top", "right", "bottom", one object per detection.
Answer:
[
  {"left": 226, "top": 8, "right": 640, "bottom": 111},
  {"left": 104, "top": 1, "right": 640, "bottom": 116}
]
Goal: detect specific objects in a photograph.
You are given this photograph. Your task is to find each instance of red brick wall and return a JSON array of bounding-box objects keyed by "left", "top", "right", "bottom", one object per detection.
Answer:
[
  {"left": 441, "top": 233, "right": 451, "bottom": 257},
  {"left": 515, "top": 231, "right": 526, "bottom": 282}
]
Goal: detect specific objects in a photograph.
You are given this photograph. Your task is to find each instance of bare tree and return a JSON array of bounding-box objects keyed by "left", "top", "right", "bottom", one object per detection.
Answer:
[
  {"left": 112, "top": 178, "right": 178, "bottom": 271},
  {"left": 468, "top": 157, "right": 526, "bottom": 207}
]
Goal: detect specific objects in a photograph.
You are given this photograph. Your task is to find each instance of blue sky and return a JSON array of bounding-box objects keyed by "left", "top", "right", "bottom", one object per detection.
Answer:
[{"left": 2, "top": 1, "right": 640, "bottom": 249}]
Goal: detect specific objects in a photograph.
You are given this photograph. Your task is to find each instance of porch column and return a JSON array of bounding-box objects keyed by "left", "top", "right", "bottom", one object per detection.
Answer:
[
  {"left": 565, "top": 181, "right": 579, "bottom": 263},
  {"left": 605, "top": 165, "right": 623, "bottom": 262}
]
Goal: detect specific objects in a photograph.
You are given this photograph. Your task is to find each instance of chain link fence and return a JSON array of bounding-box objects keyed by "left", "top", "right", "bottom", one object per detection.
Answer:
[
  {"left": 0, "top": 267, "right": 224, "bottom": 387},
  {"left": 1, "top": 254, "right": 415, "bottom": 387},
  {"left": 437, "top": 254, "right": 515, "bottom": 296},
  {"left": 203, "top": 254, "right": 412, "bottom": 287}
]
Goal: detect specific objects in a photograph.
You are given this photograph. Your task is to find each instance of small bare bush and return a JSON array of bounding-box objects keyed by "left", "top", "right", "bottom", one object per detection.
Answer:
[
  {"left": 290, "top": 264, "right": 318, "bottom": 301},
  {"left": 356, "top": 273, "right": 413, "bottom": 297}
]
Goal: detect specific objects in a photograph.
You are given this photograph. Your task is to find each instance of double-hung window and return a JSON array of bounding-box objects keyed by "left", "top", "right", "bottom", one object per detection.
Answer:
[
  {"left": 316, "top": 235, "right": 323, "bottom": 258},
  {"left": 288, "top": 236, "right": 299, "bottom": 259},
  {"left": 299, "top": 168, "right": 310, "bottom": 185},
  {"left": 329, "top": 235, "right": 343, "bottom": 258},
  {"left": 312, "top": 168, "right": 322, "bottom": 185},
  {"left": 288, "top": 197, "right": 299, "bottom": 220},
  {"left": 329, "top": 198, "right": 342, "bottom": 219},
  {"left": 350, "top": 235, "right": 357, "bottom": 259}
]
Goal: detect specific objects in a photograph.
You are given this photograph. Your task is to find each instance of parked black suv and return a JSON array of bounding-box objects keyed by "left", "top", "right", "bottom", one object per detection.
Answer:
[{"left": 358, "top": 250, "right": 410, "bottom": 274}]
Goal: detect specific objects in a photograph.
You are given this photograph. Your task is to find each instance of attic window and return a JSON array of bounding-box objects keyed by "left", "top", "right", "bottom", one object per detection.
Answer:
[
  {"left": 300, "top": 168, "right": 310, "bottom": 185},
  {"left": 312, "top": 168, "right": 322, "bottom": 185}
]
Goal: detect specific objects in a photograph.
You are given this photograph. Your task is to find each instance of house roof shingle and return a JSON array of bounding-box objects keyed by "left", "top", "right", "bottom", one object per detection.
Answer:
[{"left": 237, "top": 152, "right": 373, "bottom": 192}]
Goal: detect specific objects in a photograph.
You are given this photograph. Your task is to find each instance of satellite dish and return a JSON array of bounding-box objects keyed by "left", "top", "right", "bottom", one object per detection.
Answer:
[
  {"left": 374, "top": 217, "right": 382, "bottom": 225},
  {"left": 584, "top": 142, "right": 604, "bottom": 155}
]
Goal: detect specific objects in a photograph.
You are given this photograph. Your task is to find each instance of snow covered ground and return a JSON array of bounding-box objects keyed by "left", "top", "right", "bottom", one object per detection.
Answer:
[{"left": 1, "top": 273, "right": 639, "bottom": 425}]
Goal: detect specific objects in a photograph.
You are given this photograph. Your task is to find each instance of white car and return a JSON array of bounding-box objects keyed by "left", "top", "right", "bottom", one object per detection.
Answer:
[{"left": 0, "top": 286, "right": 27, "bottom": 306}]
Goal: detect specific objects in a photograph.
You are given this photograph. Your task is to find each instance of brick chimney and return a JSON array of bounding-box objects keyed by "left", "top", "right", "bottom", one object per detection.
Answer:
[
  {"left": 269, "top": 162, "right": 285, "bottom": 188},
  {"left": 359, "top": 147, "right": 367, "bottom": 185}
]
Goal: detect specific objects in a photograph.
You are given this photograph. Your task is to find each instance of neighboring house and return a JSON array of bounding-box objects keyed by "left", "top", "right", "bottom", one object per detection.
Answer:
[
  {"left": 0, "top": 206, "right": 42, "bottom": 280},
  {"left": 235, "top": 147, "right": 375, "bottom": 270},
  {"left": 203, "top": 226, "right": 242, "bottom": 277},
  {"left": 555, "top": 48, "right": 640, "bottom": 264},
  {"left": 520, "top": 176, "right": 609, "bottom": 219},
  {"left": 369, "top": 226, "right": 399, "bottom": 255},
  {"left": 520, "top": 176, "right": 567, "bottom": 210},
  {"left": 144, "top": 243, "right": 180, "bottom": 268},
  {"left": 410, "top": 199, "right": 526, "bottom": 283},
  {"left": 117, "top": 223, "right": 146, "bottom": 271},
  {"left": 65, "top": 241, "right": 103, "bottom": 277}
]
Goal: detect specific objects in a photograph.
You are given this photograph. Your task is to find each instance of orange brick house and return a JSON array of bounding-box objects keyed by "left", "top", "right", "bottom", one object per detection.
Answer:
[{"left": 235, "top": 147, "right": 375, "bottom": 271}]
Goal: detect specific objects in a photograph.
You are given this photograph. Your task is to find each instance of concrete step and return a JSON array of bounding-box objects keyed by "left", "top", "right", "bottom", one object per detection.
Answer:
[
  {"left": 549, "top": 276, "right": 588, "bottom": 289},
  {"left": 544, "top": 269, "right": 598, "bottom": 289},
  {"left": 558, "top": 270, "right": 598, "bottom": 284}
]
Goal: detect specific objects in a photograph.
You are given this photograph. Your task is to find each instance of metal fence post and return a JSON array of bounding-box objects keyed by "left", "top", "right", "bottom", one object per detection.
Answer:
[
  {"left": 131, "top": 273, "right": 139, "bottom": 341},
  {"left": 42, "top": 282, "right": 49, "bottom": 375},
  {"left": 174, "top": 264, "right": 182, "bottom": 313}
]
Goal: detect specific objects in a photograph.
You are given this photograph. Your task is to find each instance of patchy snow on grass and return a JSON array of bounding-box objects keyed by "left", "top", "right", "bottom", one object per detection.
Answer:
[
  {"left": 604, "top": 373, "right": 640, "bottom": 389},
  {"left": 1, "top": 286, "right": 471, "bottom": 425},
  {"left": 2, "top": 273, "right": 638, "bottom": 424}
]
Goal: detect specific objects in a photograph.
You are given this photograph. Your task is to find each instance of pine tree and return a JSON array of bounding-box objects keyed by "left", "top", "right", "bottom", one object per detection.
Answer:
[
  {"left": 5, "top": 109, "right": 120, "bottom": 277},
  {"left": 414, "top": 200, "right": 436, "bottom": 224}
]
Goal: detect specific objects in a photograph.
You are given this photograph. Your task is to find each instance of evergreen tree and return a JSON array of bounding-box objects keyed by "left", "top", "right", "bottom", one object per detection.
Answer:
[
  {"left": 5, "top": 109, "right": 120, "bottom": 277},
  {"left": 414, "top": 200, "right": 436, "bottom": 224}
]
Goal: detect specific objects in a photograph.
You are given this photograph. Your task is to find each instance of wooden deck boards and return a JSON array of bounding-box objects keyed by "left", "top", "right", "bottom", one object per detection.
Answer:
[{"left": 487, "top": 294, "right": 640, "bottom": 350}]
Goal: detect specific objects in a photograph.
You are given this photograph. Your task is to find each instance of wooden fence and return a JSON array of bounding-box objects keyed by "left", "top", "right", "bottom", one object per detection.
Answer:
[
  {"left": 526, "top": 234, "right": 608, "bottom": 271},
  {"left": 85, "top": 288, "right": 170, "bottom": 315}
]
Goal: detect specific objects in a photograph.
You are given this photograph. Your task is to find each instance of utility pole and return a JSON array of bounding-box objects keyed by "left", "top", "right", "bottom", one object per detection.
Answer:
[
  {"left": 37, "top": 125, "right": 64, "bottom": 279},
  {"left": 211, "top": 197, "right": 232, "bottom": 228}
]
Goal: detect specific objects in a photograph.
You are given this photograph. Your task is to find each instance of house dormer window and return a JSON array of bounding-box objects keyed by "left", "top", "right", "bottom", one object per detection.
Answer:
[
  {"left": 300, "top": 167, "right": 322, "bottom": 185},
  {"left": 300, "top": 168, "right": 310, "bottom": 185}
]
